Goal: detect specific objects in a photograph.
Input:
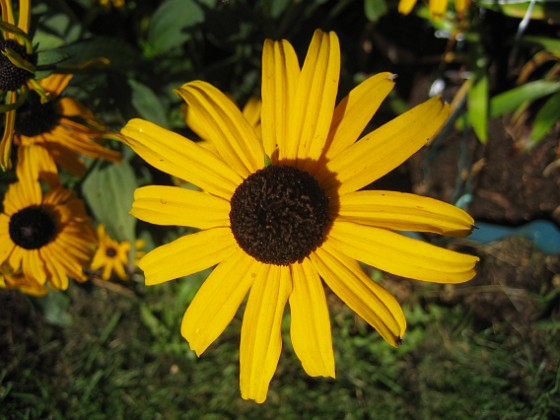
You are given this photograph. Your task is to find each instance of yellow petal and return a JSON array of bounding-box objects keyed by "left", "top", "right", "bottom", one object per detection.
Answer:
[
  {"left": 17, "top": 0, "right": 31, "bottom": 32},
  {"left": 240, "top": 263, "right": 292, "bottom": 403},
  {"left": 430, "top": 0, "right": 448, "bottom": 17},
  {"left": 177, "top": 81, "right": 264, "bottom": 177},
  {"left": 182, "top": 250, "right": 255, "bottom": 356},
  {"left": 322, "top": 96, "right": 450, "bottom": 196},
  {"left": 336, "top": 190, "right": 475, "bottom": 237},
  {"left": 120, "top": 119, "right": 241, "bottom": 200},
  {"left": 139, "top": 227, "right": 237, "bottom": 285},
  {"left": 39, "top": 73, "right": 73, "bottom": 96},
  {"left": 242, "top": 97, "right": 261, "bottom": 129},
  {"left": 323, "top": 72, "right": 395, "bottom": 162},
  {"left": 289, "top": 259, "right": 335, "bottom": 377},
  {"left": 398, "top": 0, "right": 417, "bottom": 14},
  {"left": 16, "top": 145, "right": 60, "bottom": 187},
  {"left": 311, "top": 243, "right": 406, "bottom": 347},
  {"left": 329, "top": 221, "right": 479, "bottom": 283},
  {"left": 261, "top": 38, "right": 300, "bottom": 159},
  {"left": 0, "top": 94, "right": 16, "bottom": 171},
  {"left": 131, "top": 185, "right": 230, "bottom": 229},
  {"left": 285, "top": 30, "right": 340, "bottom": 170}
]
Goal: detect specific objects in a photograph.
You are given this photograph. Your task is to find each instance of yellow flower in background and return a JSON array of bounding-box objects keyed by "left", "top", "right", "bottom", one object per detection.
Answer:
[
  {"left": 0, "top": 270, "right": 49, "bottom": 296},
  {"left": 90, "top": 224, "right": 131, "bottom": 281},
  {"left": 398, "top": 0, "right": 471, "bottom": 18},
  {"left": 0, "top": 175, "right": 96, "bottom": 291},
  {"left": 120, "top": 29, "right": 478, "bottom": 403},
  {"left": 0, "top": 0, "right": 39, "bottom": 170},
  {"left": 97, "top": 0, "right": 125, "bottom": 9},
  {"left": 14, "top": 73, "right": 122, "bottom": 186}
]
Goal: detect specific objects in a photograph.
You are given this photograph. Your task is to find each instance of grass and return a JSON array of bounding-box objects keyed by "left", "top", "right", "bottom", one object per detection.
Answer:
[{"left": 1, "top": 238, "right": 559, "bottom": 419}]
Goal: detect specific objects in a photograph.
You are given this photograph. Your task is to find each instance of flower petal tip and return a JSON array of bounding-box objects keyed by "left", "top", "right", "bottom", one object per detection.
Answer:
[{"left": 388, "top": 73, "right": 398, "bottom": 81}]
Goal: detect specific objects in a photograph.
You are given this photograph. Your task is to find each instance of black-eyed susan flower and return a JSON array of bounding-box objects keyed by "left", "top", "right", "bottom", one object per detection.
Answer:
[
  {"left": 0, "top": 270, "right": 49, "bottom": 296},
  {"left": 14, "top": 73, "right": 121, "bottom": 186},
  {"left": 119, "top": 29, "right": 479, "bottom": 403},
  {"left": 398, "top": 0, "right": 470, "bottom": 18},
  {"left": 0, "top": 0, "right": 47, "bottom": 170},
  {"left": 0, "top": 175, "right": 96, "bottom": 290},
  {"left": 90, "top": 224, "right": 131, "bottom": 281}
]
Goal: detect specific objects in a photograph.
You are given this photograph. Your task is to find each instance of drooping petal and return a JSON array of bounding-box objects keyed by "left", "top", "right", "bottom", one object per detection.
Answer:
[
  {"left": 285, "top": 30, "right": 340, "bottom": 171},
  {"left": 120, "top": 119, "right": 242, "bottom": 200},
  {"left": 336, "top": 190, "right": 475, "bottom": 237},
  {"left": 177, "top": 81, "right": 264, "bottom": 177},
  {"left": 0, "top": 93, "right": 16, "bottom": 171},
  {"left": 139, "top": 227, "right": 237, "bottom": 285},
  {"left": 17, "top": 0, "right": 31, "bottom": 32},
  {"left": 131, "top": 185, "right": 230, "bottom": 229},
  {"left": 321, "top": 96, "right": 450, "bottom": 196},
  {"left": 21, "top": 249, "right": 46, "bottom": 285},
  {"left": 240, "top": 263, "right": 292, "bottom": 403},
  {"left": 38, "top": 73, "right": 73, "bottom": 96},
  {"left": 289, "top": 259, "right": 335, "bottom": 378},
  {"left": 311, "top": 242, "right": 406, "bottom": 347},
  {"left": 329, "top": 221, "right": 479, "bottom": 283},
  {"left": 322, "top": 72, "right": 395, "bottom": 161},
  {"left": 182, "top": 250, "right": 256, "bottom": 356},
  {"left": 261, "top": 38, "right": 300, "bottom": 158},
  {"left": 16, "top": 145, "right": 60, "bottom": 187}
]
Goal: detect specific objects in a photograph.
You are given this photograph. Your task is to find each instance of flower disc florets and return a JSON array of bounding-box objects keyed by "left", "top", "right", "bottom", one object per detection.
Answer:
[
  {"left": 15, "top": 90, "right": 59, "bottom": 136},
  {"left": 0, "top": 40, "right": 35, "bottom": 91},
  {"left": 229, "top": 165, "right": 330, "bottom": 265},
  {"left": 9, "top": 206, "right": 58, "bottom": 249}
]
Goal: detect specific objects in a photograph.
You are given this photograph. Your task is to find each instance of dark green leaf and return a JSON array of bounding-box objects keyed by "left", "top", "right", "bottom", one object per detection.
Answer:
[
  {"left": 529, "top": 90, "right": 560, "bottom": 145},
  {"left": 129, "top": 79, "right": 169, "bottom": 128}
]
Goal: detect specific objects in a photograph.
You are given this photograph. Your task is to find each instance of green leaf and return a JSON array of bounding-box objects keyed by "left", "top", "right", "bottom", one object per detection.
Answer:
[
  {"left": 529, "top": 90, "right": 560, "bottom": 145},
  {"left": 35, "top": 292, "right": 73, "bottom": 327},
  {"left": 468, "top": 72, "right": 489, "bottom": 143},
  {"left": 81, "top": 160, "right": 138, "bottom": 243},
  {"left": 479, "top": 0, "right": 560, "bottom": 20},
  {"left": 490, "top": 81, "right": 560, "bottom": 118},
  {"left": 129, "top": 79, "right": 169, "bottom": 128},
  {"left": 364, "top": 0, "right": 388, "bottom": 22},
  {"left": 522, "top": 35, "right": 560, "bottom": 56},
  {"left": 146, "top": 0, "right": 204, "bottom": 57}
]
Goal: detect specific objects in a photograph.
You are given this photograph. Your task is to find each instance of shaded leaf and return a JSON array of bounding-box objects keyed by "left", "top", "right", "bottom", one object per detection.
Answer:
[
  {"left": 129, "top": 79, "right": 169, "bottom": 128},
  {"left": 529, "top": 90, "right": 560, "bottom": 145}
]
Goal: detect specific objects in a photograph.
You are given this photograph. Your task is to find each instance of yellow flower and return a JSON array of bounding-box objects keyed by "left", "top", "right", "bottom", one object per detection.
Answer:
[
  {"left": 14, "top": 73, "right": 122, "bottom": 186},
  {"left": 0, "top": 175, "right": 96, "bottom": 290},
  {"left": 90, "top": 224, "right": 131, "bottom": 281},
  {"left": 0, "top": 0, "right": 44, "bottom": 170},
  {"left": 97, "top": 0, "right": 125, "bottom": 8},
  {"left": 119, "top": 29, "right": 479, "bottom": 403},
  {"left": 0, "top": 270, "right": 49, "bottom": 296},
  {"left": 398, "top": 0, "right": 470, "bottom": 18}
]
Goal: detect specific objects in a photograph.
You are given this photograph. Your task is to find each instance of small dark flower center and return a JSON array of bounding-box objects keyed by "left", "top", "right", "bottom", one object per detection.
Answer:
[
  {"left": 9, "top": 206, "right": 58, "bottom": 250},
  {"left": 106, "top": 247, "right": 117, "bottom": 258},
  {"left": 15, "top": 90, "right": 60, "bottom": 136},
  {"left": 229, "top": 165, "right": 330, "bottom": 265},
  {"left": 0, "top": 39, "right": 36, "bottom": 92}
]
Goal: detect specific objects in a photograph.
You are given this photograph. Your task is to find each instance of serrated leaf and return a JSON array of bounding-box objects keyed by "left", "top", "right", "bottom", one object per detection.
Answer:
[
  {"left": 490, "top": 80, "right": 560, "bottom": 118},
  {"left": 529, "top": 90, "right": 560, "bottom": 145},
  {"left": 81, "top": 160, "right": 138, "bottom": 243},
  {"left": 146, "top": 0, "right": 204, "bottom": 57},
  {"left": 129, "top": 79, "right": 169, "bottom": 128}
]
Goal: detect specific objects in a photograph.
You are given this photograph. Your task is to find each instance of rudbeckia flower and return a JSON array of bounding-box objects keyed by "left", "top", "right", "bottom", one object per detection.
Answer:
[
  {"left": 14, "top": 73, "right": 121, "bottom": 186},
  {"left": 119, "top": 29, "right": 479, "bottom": 403},
  {"left": 90, "top": 224, "right": 131, "bottom": 281},
  {"left": 0, "top": 175, "right": 96, "bottom": 290},
  {"left": 0, "top": 0, "right": 45, "bottom": 170},
  {"left": 398, "top": 0, "right": 470, "bottom": 18}
]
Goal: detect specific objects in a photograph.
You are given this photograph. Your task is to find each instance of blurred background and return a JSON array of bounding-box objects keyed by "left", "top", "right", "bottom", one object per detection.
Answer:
[{"left": 1, "top": 0, "right": 559, "bottom": 417}]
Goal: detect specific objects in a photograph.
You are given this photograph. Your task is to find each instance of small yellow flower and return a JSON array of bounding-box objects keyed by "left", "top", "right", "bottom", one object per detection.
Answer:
[
  {"left": 14, "top": 73, "right": 121, "bottom": 186},
  {"left": 97, "top": 0, "right": 125, "bottom": 9},
  {"left": 120, "top": 29, "right": 479, "bottom": 403},
  {"left": 90, "top": 224, "right": 131, "bottom": 281},
  {"left": 398, "top": 0, "right": 471, "bottom": 18},
  {"left": 0, "top": 175, "right": 96, "bottom": 290}
]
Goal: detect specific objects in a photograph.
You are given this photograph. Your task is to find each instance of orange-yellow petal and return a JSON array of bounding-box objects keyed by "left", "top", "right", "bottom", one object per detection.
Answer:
[
  {"left": 139, "top": 227, "right": 236, "bottom": 285},
  {"left": 329, "top": 221, "right": 479, "bottom": 283},
  {"left": 182, "top": 250, "right": 255, "bottom": 356},
  {"left": 289, "top": 259, "right": 335, "bottom": 377},
  {"left": 240, "top": 263, "right": 292, "bottom": 403}
]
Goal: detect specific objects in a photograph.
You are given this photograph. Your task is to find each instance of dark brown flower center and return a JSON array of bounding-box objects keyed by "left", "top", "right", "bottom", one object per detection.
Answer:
[
  {"left": 9, "top": 205, "right": 58, "bottom": 250},
  {"left": 0, "top": 39, "right": 36, "bottom": 92},
  {"left": 106, "top": 247, "right": 117, "bottom": 257},
  {"left": 15, "top": 90, "right": 60, "bottom": 136},
  {"left": 229, "top": 165, "right": 330, "bottom": 265}
]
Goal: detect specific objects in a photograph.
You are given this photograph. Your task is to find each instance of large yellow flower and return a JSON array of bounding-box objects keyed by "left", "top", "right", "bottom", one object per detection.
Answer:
[
  {"left": 90, "top": 224, "right": 131, "bottom": 281},
  {"left": 0, "top": 175, "right": 96, "bottom": 290},
  {"left": 14, "top": 73, "right": 121, "bottom": 186},
  {"left": 119, "top": 29, "right": 479, "bottom": 403}
]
